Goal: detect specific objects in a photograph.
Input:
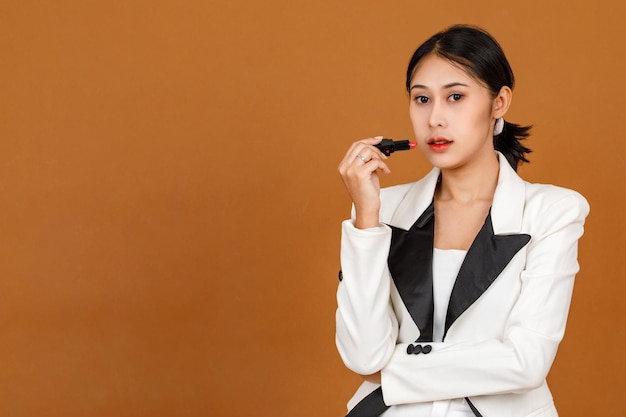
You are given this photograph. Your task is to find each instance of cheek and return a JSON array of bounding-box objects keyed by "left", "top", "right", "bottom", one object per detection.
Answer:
[
  {"left": 409, "top": 107, "right": 426, "bottom": 130},
  {"left": 409, "top": 114, "right": 427, "bottom": 142},
  {"left": 457, "top": 105, "right": 489, "bottom": 133}
]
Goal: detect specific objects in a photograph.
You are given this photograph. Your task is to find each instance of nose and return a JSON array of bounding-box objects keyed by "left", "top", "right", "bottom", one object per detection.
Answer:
[{"left": 428, "top": 100, "right": 446, "bottom": 128}]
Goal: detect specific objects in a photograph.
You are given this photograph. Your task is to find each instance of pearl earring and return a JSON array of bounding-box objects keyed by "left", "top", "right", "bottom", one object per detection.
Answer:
[{"left": 494, "top": 118, "right": 504, "bottom": 136}]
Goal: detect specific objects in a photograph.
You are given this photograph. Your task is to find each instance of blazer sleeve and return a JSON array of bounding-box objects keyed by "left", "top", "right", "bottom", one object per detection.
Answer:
[
  {"left": 335, "top": 218, "right": 399, "bottom": 375},
  {"left": 380, "top": 190, "right": 590, "bottom": 405}
]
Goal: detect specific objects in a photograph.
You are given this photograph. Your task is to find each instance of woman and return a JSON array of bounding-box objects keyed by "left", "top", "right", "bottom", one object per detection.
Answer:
[{"left": 336, "top": 25, "right": 589, "bottom": 417}]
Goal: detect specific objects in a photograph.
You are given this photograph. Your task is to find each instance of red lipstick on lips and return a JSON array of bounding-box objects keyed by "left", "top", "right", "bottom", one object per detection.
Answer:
[{"left": 427, "top": 137, "right": 453, "bottom": 152}]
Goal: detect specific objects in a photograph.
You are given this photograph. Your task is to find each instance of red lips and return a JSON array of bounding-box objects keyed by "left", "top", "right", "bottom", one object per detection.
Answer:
[{"left": 427, "top": 137, "right": 452, "bottom": 152}]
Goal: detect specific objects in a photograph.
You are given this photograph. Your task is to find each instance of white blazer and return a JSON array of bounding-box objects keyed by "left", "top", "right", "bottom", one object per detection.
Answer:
[{"left": 336, "top": 152, "right": 589, "bottom": 417}]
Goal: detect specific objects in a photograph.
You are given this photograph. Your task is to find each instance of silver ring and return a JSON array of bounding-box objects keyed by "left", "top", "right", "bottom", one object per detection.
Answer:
[{"left": 357, "top": 154, "right": 366, "bottom": 162}]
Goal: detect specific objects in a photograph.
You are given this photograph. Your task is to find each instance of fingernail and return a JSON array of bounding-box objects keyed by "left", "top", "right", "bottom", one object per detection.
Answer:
[{"left": 374, "top": 135, "right": 383, "bottom": 140}]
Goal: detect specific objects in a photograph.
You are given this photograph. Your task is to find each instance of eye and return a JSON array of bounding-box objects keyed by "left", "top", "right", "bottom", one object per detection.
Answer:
[
  {"left": 413, "top": 95, "right": 429, "bottom": 104},
  {"left": 448, "top": 93, "right": 463, "bottom": 102}
]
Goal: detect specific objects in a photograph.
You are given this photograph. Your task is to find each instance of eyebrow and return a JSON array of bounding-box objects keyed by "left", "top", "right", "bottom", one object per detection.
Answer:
[{"left": 410, "top": 82, "right": 470, "bottom": 91}]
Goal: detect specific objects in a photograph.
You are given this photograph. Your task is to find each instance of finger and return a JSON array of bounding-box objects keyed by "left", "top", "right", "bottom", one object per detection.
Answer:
[
  {"left": 339, "top": 137, "right": 388, "bottom": 173},
  {"left": 353, "top": 156, "right": 391, "bottom": 175},
  {"left": 368, "top": 158, "right": 391, "bottom": 175},
  {"left": 340, "top": 144, "right": 375, "bottom": 173},
  {"left": 341, "top": 149, "right": 389, "bottom": 180},
  {"left": 347, "top": 137, "right": 386, "bottom": 158},
  {"left": 353, "top": 146, "right": 389, "bottom": 168},
  {"left": 357, "top": 137, "right": 389, "bottom": 161},
  {"left": 357, "top": 136, "right": 384, "bottom": 146},
  {"left": 353, "top": 143, "right": 388, "bottom": 163}
]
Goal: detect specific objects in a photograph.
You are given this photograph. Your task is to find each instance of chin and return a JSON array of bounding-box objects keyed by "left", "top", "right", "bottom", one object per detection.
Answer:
[{"left": 422, "top": 152, "right": 464, "bottom": 170}]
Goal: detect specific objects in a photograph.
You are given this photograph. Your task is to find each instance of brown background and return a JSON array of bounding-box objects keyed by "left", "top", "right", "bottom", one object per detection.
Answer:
[{"left": 1, "top": 1, "right": 624, "bottom": 416}]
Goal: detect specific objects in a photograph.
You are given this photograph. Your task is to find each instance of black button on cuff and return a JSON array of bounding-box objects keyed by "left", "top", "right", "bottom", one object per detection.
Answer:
[
  {"left": 407, "top": 344, "right": 423, "bottom": 355},
  {"left": 406, "top": 343, "right": 432, "bottom": 355}
]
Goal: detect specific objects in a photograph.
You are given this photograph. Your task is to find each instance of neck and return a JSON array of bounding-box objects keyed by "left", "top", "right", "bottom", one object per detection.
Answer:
[{"left": 437, "top": 152, "right": 500, "bottom": 203}]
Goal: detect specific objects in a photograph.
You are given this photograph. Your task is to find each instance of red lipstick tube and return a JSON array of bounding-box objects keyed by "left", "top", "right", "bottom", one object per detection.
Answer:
[{"left": 375, "top": 139, "right": 417, "bottom": 156}]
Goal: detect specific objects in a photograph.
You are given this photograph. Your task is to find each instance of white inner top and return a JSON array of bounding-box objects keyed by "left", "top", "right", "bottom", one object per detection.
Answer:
[{"left": 432, "top": 248, "right": 466, "bottom": 342}]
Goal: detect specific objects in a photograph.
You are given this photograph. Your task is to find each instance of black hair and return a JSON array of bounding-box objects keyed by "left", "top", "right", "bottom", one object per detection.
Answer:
[{"left": 405, "top": 24, "right": 531, "bottom": 170}]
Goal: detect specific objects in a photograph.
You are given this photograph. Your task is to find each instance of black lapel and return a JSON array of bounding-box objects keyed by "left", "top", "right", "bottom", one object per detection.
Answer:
[
  {"left": 388, "top": 201, "right": 435, "bottom": 343},
  {"left": 443, "top": 211, "right": 530, "bottom": 339},
  {"left": 344, "top": 387, "right": 389, "bottom": 417}
]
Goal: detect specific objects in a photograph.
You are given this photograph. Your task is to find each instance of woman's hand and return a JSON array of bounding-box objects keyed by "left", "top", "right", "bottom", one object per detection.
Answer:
[{"left": 338, "top": 137, "right": 391, "bottom": 229}]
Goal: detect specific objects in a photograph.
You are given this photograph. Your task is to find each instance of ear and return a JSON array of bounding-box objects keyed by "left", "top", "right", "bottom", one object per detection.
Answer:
[{"left": 492, "top": 86, "right": 512, "bottom": 119}]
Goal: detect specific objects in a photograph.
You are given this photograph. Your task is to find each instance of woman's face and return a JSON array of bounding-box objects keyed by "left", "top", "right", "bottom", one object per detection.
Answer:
[{"left": 408, "top": 53, "right": 499, "bottom": 171}]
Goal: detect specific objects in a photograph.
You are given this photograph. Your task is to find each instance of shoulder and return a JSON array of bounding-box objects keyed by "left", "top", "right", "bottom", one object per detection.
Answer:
[
  {"left": 522, "top": 182, "right": 590, "bottom": 233},
  {"left": 524, "top": 182, "right": 589, "bottom": 213}
]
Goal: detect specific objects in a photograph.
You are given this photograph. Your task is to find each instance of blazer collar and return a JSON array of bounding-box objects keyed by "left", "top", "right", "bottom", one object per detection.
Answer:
[
  {"left": 390, "top": 152, "right": 526, "bottom": 235},
  {"left": 387, "top": 152, "right": 531, "bottom": 341},
  {"left": 491, "top": 152, "right": 526, "bottom": 235}
]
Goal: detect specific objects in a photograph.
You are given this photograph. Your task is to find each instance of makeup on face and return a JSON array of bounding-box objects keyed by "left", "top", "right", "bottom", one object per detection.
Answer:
[{"left": 426, "top": 137, "right": 453, "bottom": 153}]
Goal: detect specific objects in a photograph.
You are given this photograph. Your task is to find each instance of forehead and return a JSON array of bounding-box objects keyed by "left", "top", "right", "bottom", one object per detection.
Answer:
[{"left": 409, "top": 54, "right": 480, "bottom": 89}]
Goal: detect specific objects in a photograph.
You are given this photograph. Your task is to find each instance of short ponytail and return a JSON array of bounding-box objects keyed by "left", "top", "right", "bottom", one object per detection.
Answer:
[{"left": 495, "top": 121, "right": 532, "bottom": 171}]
